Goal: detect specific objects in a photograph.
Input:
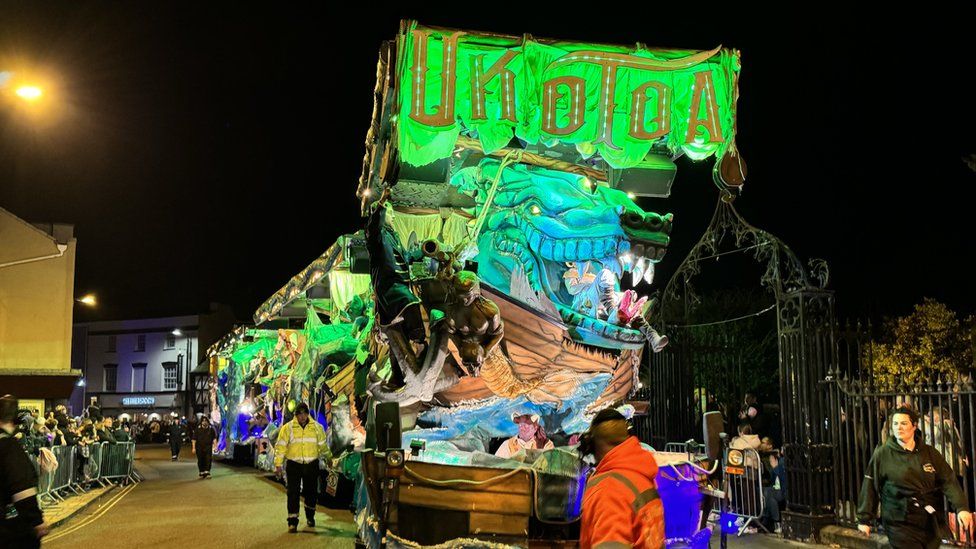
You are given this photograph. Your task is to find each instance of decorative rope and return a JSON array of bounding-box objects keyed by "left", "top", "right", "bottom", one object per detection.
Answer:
[
  {"left": 403, "top": 463, "right": 531, "bottom": 486},
  {"left": 463, "top": 149, "right": 524, "bottom": 252}
]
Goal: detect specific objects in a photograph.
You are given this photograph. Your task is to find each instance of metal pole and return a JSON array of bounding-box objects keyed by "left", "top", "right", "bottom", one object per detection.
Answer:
[{"left": 720, "top": 432, "right": 729, "bottom": 549}]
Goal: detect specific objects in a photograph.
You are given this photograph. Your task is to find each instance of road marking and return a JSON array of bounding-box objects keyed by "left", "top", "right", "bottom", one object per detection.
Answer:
[{"left": 45, "top": 483, "right": 138, "bottom": 542}]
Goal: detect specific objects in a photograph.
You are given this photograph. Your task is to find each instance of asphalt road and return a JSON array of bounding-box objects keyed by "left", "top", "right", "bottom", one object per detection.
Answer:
[{"left": 43, "top": 444, "right": 358, "bottom": 548}]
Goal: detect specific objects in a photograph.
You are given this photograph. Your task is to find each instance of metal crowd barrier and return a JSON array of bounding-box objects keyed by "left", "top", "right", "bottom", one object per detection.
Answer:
[
  {"left": 87, "top": 442, "right": 108, "bottom": 487},
  {"left": 100, "top": 443, "right": 137, "bottom": 483},
  {"left": 46, "top": 446, "right": 78, "bottom": 501},
  {"left": 723, "top": 446, "right": 766, "bottom": 535},
  {"left": 25, "top": 442, "right": 142, "bottom": 509}
]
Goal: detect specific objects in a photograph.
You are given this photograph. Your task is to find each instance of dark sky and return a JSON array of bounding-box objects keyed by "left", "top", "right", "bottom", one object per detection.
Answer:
[{"left": 1, "top": 5, "right": 972, "bottom": 324}]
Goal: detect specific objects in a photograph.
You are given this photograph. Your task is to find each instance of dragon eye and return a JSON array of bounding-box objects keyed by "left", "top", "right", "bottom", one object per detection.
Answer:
[{"left": 530, "top": 205, "right": 542, "bottom": 215}]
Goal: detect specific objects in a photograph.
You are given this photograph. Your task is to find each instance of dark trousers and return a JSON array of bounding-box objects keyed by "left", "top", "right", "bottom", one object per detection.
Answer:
[
  {"left": 285, "top": 459, "right": 320, "bottom": 525},
  {"left": 760, "top": 487, "right": 785, "bottom": 528},
  {"left": 170, "top": 438, "right": 181, "bottom": 458},
  {"left": 196, "top": 447, "right": 212, "bottom": 473},
  {"left": 885, "top": 518, "right": 941, "bottom": 549},
  {"left": 0, "top": 517, "right": 40, "bottom": 549}
]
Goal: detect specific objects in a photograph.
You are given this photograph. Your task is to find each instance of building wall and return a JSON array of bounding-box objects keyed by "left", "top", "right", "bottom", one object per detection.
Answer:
[
  {"left": 0, "top": 208, "right": 76, "bottom": 375},
  {"left": 80, "top": 316, "right": 199, "bottom": 415}
]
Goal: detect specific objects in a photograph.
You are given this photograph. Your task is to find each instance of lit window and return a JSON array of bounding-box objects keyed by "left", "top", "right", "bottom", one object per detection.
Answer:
[{"left": 163, "top": 362, "right": 178, "bottom": 391}]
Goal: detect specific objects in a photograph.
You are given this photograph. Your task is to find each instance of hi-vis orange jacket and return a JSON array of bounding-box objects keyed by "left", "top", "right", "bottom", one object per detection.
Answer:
[{"left": 580, "top": 436, "right": 665, "bottom": 549}]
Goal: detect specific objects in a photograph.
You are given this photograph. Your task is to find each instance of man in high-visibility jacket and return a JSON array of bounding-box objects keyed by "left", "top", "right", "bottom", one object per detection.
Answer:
[
  {"left": 578, "top": 408, "right": 664, "bottom": 549},
  {"left": 274, "top": 402, "right": 331, "bottom": 533}
]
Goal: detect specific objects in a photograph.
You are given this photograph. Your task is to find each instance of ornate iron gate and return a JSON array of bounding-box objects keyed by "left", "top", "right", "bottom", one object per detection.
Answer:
[{"left": 648, "top": 193, "right": 835, "bottom": 540}]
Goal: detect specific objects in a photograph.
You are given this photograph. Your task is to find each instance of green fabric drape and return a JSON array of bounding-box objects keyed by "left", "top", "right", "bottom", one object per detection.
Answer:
[{"left": 327, "top": 271, "right": 371, "bottom": 316}]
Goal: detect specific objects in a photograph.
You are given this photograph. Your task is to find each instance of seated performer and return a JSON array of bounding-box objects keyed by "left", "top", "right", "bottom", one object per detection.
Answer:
[{"left": 495, "top": 413, "right": 554, "bottom": 458}]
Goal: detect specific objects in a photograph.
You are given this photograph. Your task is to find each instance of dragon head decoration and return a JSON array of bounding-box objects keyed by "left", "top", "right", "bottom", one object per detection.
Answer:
[{"left": 453, "top": 159, "right": 672, "bottom": 349}]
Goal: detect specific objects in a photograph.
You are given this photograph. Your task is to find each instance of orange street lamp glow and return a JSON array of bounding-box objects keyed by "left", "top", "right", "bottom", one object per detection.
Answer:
[
  {"left": 77, "top": 294, "right": 97, "bottom": 306},
  {"left": 15, "top": 86, "right": 43, "bottom": 101}
]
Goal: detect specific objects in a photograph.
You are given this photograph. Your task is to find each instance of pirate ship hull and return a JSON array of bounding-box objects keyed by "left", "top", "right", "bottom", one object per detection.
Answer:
[{"left": 433, "top": 286, "right": 642, "bottom": 409}]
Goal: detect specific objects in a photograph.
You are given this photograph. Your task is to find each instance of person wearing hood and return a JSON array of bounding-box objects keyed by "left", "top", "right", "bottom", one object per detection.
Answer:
[
  {"left": 730, "top": 423, "right": 762, "bottom": 469},
  {"left": 578, "top": 408, "right": 664, "bottom": 549},
  {"left": 857, "top": 406, "right": 972, "bottom": 548}
]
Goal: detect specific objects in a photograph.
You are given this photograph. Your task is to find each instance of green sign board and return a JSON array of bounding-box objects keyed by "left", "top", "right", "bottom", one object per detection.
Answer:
[{"left": 396, "top": 22, "right": 741, "bottom": 171}]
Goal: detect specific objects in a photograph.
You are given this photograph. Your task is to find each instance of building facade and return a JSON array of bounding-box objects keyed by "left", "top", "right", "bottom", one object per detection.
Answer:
[
  {"left": 77, "top": 315, "right": 199, "bottom": 418},
  {"left": 73, "top": 305, "right": 236, "bottom": 418},
  {"left": 0, "top": 207, "right": 80, "bottom": 413}
]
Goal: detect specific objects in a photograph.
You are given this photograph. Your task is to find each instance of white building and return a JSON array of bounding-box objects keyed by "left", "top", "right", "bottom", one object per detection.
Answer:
[{"left": 75, "top": 315, "right": 201, "bottom": 418}]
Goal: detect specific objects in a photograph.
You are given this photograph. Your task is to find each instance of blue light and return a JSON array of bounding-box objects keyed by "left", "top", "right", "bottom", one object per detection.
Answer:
[{"left": 720, "top": 512, "right": 739, "bottom": 535}]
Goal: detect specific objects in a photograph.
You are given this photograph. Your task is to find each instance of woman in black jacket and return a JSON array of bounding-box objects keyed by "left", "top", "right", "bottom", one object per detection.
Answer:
[
  {"left": 857, "top": 406, "right": 973, "bottom": 548},
  {"left": 191, "top": 417, "right": 216, "bottom": 478}
]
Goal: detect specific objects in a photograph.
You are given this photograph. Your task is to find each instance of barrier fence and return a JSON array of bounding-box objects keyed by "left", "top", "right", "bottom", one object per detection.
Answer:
[
  {"left": 723, "top": 446, "right": 766, "bottom": 535},
  {"left": 27, "top": 442, "right": 141, "bottom": 508}
]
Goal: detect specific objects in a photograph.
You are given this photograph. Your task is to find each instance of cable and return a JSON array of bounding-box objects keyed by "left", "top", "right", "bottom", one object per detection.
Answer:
[{"left": 668, "top": 303, "right": 776, "bottom": 329}]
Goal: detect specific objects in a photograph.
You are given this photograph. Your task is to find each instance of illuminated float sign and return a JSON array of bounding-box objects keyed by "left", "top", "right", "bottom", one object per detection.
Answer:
[
  {"left": 121, "top": 396, "right": 155, "bottom": 407},
  {"left": 397, "top": 23, "right": 742, "bottom": 172}
]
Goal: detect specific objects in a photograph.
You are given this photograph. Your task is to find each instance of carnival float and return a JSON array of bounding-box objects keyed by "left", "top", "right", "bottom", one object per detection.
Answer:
[{"left": 207, "top": 20, "right": 746, "bottom": 548}]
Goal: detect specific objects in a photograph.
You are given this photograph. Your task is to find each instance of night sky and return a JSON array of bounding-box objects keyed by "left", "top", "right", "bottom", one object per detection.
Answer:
[{"left": 1, "top": 5, "right": 972, "bottom": 325}]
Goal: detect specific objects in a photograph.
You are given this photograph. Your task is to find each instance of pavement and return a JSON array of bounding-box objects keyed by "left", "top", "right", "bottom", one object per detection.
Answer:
[
  {"left": 42, "top": 484, "right": 115, "bottom": 528},
  {"left": 42, "top": 443, "right": 820, "bottom": 548}
]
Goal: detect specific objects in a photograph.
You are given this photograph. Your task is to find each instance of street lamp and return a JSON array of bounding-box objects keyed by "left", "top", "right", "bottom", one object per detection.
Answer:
[
  {"left": 15, "top": 85, "right": 43, "bottom": 102},
  {"left": 76, "top": 294, "right": 97, "bottom": 307}
]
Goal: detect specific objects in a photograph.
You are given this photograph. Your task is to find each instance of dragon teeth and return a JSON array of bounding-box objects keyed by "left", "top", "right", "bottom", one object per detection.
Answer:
[
  {"left": 631, "top": 259, "right": 644, "bottom": 286},
  {"left": 643, "top": 260, "right": 655, "bottom": 285}
]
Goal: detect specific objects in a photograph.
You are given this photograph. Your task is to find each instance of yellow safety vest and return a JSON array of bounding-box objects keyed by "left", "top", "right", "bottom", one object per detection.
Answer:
[{"left": 274, "top": 418, "right": 329, "bottom": 467}]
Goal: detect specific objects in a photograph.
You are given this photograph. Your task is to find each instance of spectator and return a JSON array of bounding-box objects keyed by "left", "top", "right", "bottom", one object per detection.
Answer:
[
  {"left": 61, "top": 421, "right": 79, "bottom": 447},
  {"left": 53, "top": 405, "right": 70, "bottom": 430},
  {"left": 45, "top": 419, "right": 66, "bottom": 446},
  {"left": 96, "top": 418, "right": 117, "bottom": 444},
  {"left": 760, "top": 449, "right": 788, "bottom": 532},
  {"left": 730, "top": 423, "right": 762, "bottom": 468},
  {"left": 113, "top": 419, "right": 131, "bottom": 443},
  {"left": 76, "top": 422, "right": 97, "bottom": 484},
  {"left": 150, "top": 420, "right": 161, "bottom": 443},
  {"left": 923, "top": 407, "right": 968, "bottom": 476},
  {"left": 738, "top": 393, "right": 767, "bottom": 436}
]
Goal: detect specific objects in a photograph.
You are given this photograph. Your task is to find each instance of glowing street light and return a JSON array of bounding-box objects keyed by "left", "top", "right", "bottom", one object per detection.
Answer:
[
  {"left": 172, "top": 329, "right": 183, "bottom": 336},
  {"left": 76, "top": 294, "right": 97, "bottom": 307},
  {"left": 15, "top": 85, "right": 43, "bottom": 102}
]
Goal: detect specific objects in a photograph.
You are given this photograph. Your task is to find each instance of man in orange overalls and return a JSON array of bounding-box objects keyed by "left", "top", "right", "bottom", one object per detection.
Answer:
[{"left": 579, "top": 408, "right": 664, "bottom": 549}]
